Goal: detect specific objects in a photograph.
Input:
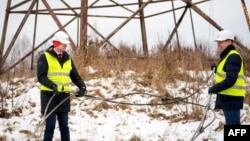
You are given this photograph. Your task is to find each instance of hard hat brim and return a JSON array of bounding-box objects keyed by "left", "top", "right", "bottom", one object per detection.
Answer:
[{"left": 61, "top": 40, "right": 71, "bottom": 44}]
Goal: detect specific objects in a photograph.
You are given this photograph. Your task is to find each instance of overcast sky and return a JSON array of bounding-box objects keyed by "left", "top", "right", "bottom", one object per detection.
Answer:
[{"left": 0, "top": 0, "right": 250, "bottom": 51}]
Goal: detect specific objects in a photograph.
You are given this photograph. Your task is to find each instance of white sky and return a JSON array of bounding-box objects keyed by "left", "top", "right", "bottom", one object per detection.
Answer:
[
  {"left": 1, "top": 67, "right": 250, "bottom": 140},
  {"left": 0, "top": 0, "right": 250, "bottom": 50}
]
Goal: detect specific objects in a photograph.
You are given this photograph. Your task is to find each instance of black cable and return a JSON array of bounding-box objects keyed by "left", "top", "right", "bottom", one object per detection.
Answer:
[
  {"left": 28, "top": 71, "right": 215, "bottom": 140},
  {"left": 190, "top": 95, "right": 216, "bottom": 141},
  {"left": 82, "top": 71, "right": 215, "bottom": 106},
  {"left": 83, "top": 93, "right": 207, "bottom": 106}
]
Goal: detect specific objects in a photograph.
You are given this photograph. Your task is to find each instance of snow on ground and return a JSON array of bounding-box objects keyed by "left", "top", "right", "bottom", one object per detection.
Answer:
[{"left": 0, "top": 68, "right": 250, "bottom": 141}]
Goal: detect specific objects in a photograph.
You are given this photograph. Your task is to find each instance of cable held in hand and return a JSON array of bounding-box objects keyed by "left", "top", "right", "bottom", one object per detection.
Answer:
[
  {"left": 51, "top": 84, "right": 59, "bottom": 96},
  {"left": 75, "top": 87, "right": 86, "bottom": 97}
]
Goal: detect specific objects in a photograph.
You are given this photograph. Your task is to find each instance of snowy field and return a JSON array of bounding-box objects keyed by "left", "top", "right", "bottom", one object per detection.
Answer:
[{"left": 1, "top": 68, "right": 250, "bottom": 141}]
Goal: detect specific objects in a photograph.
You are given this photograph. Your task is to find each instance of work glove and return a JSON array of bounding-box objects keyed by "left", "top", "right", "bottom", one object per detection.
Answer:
[
  {"left": 208, "top": 87, "right": 214, "bottom": 95},
  {"left": 51, "top": 84, "right": 59, "bottom": 96},
  {"left": 210, "top": 63, "right": 217, "bottom": 73},
  {"left": 76, "top": 87, "right": 86, "bottom": 97}
]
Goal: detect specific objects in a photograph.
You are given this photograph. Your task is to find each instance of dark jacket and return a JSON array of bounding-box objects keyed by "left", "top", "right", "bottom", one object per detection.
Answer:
[
  {"left": 209, "top": 44, "right": 244, "bottom": 109},
  {"left": 37, "top": 46, "right": 86, "bottom": 114}
]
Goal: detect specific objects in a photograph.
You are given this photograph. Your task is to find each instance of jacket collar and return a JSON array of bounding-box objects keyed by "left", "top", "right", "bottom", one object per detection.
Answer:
[
  {"left": 220, "top": 44, "right": 236, "bottom": 59},
  {"left": 46, "top": 46, "right": 70, "bottom": 60}
]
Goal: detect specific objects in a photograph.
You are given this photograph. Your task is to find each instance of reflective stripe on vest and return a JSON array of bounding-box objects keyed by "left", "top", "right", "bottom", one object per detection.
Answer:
[
  {"left": 40, "top": 52, "right": 72, "bottom": 92},
  {"left": 215, "top": 50, "right": 246, "bottom": 96}
]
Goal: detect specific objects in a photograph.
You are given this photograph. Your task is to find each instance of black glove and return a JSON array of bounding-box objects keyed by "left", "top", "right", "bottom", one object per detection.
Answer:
[
  {"left": 51, "top": 84, "right": 58, "bottom": 96},
  {"left": 76, "top": 87, "right": 86, "bottom": 97},
  {"left": 210, "top": 63, "right": 217, "bottom": 73},
  {"left": 208, "top": 87, "right": 214, "bottom": 95}
]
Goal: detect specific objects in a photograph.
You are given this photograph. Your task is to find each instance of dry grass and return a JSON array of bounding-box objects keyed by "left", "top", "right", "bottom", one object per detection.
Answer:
[
  {"left": 72, "top": 44, "right": 213, "bottom": 94},
  {"left": 129, "top": 135, "right": 141, "bottom": 141}
]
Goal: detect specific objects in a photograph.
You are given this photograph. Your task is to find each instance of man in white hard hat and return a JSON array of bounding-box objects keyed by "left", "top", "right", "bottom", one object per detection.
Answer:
[
  {"left": 37, "top": 31, "right": 87, "bottom": 141},
  {"left": 208, "top": 29, "right": 246, "bottom": 125}
]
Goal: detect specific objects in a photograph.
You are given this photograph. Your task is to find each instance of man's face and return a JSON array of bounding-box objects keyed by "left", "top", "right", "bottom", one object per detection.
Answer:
[
  {"left": 58, "top": 43, "right": 68, "bottom": 52},
  {"left": 216, "top": 40, "right": 231, "bottom": 53}
]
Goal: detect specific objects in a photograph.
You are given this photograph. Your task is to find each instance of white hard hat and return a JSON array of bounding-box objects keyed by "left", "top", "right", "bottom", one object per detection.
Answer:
[
  {"left": 53, "top": 31, "right": 71, "bottom": 44},
  {"left": 214, "top": 30, "right": 235, "bottom": 41}
]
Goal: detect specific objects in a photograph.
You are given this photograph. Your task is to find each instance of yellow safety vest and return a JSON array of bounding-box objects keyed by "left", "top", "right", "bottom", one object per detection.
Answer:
[
  {"left": 40, "top": 52, "right": 72, "bottom": 92},
  {"left": 215, "top": 50, "right": 246, "bottom": 96}
]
